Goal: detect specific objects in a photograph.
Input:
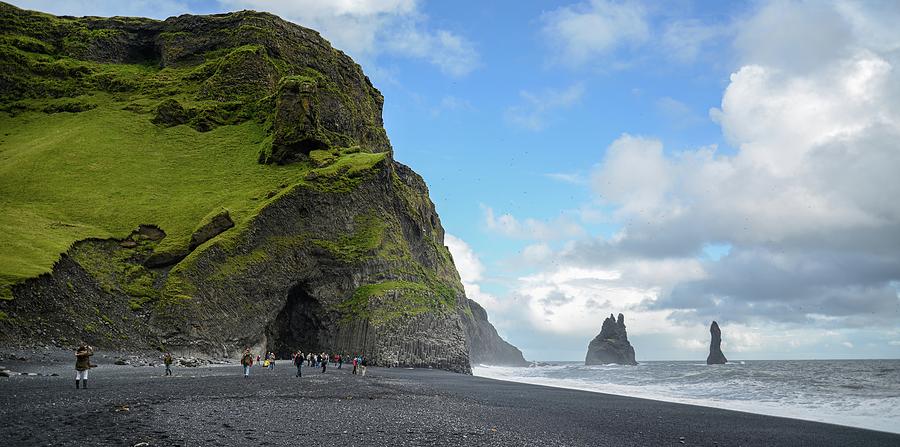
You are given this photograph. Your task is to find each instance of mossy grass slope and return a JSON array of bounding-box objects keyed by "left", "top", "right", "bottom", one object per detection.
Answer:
[{"left": 0, "top": 2, "right": 392, "bottom": 297}]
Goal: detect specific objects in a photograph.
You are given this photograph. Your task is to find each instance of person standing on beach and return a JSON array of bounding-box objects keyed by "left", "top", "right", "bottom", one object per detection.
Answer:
[
  {"left": 268, "top": 352, "right": 276, "bottom": 371},
  {"left": 321, "top": 353, "right": 328, "bottom": 373},
  {"left": 360, "top": 356, "right": 368, "bottom": 377},
  {"left": 241, "top": 348, "right": 253, "bottom": 377},
  {"left": 74, "top": 343, "right": 93, "bottom": 389},
  {"left": 352, "top": 355, "right": 358, "bottom": 374},
  {"left": 337, "top": 354, "right": 343, "bottom": 369},
  {"left": 294, "top": 351, "right": 303, "bottom": 377},
  {"left": 163, "top": 352, "right": 173, "bottom": 376}
]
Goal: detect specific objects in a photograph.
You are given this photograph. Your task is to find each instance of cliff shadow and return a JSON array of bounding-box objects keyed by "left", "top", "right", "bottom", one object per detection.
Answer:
[{"left": 266, "top": 283, "right": 325, "bottom": 358}]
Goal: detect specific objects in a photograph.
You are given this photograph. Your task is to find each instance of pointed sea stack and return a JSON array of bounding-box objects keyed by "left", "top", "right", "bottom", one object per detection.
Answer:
[
  {"left": 706, "top": 321, "right": 728, "bottom": 365},
  {"left": 585, "top": 313, "right": 637, "bottom": 365}
]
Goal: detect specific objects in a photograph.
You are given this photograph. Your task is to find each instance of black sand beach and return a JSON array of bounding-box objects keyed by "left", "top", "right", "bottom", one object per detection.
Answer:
[{"left": 1, "top": 355, "right": 897, "bottom": 446}]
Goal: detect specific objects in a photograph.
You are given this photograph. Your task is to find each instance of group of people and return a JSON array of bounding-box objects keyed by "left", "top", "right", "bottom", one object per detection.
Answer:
[
  {"left": 240, "top": 348, "right": 369, "bottom": 378},
  {"left": 72, "top": 343, "right": 373, "bottom": 387},
  {"left": 290, "top": 351, "right": 337, "bottom": 376}
]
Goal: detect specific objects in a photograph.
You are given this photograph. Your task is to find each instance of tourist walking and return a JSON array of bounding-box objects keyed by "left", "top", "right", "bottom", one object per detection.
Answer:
[
  {"left": 321, "top": 353, "right": 328, "bottom": 373},
  {"left": 74, "top": 343, "right": 93, "bottom": 389},
  {"left": 268, "top": 352, "right": 276, "bottom": 371},
  {"left": 337, "top": 354, "right": 343, "bottom": 369},
  {"left": 294, "top": 351, "right": 303, "bottom": 377},
  {"left": 352, "top": 355, "right": 358, "bottom": 374},
  {"left": 360, "top": 356, "right": 368, "bottom": 377},
  {"left": 241, "top": 348, "right": 253, "bottom": 377},
  {"left": 163, "top": 352, "right": 173, "bottom": 376}
]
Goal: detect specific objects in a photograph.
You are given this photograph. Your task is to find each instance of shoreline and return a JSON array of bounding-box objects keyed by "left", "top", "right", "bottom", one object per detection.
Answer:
[
  {"left": 2, "top": 357, "right": 898, "bottom": 446},
  {"left": 472, "top": 364, "right": 899, "bottom": 435}
]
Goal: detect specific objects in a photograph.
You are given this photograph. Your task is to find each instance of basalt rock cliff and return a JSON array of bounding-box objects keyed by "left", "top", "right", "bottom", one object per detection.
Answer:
[
  {"left": 464, "top": 299, "right": 528, "bottom": 366},
  {"left": 707, "top": 321, "right": 728, "bottom": 365},
  {"left": 585, "top": 313, "right": 637, "bottom": 366},
  {"left": 0, "top": 3, "right": 521, "bottom": 372}
]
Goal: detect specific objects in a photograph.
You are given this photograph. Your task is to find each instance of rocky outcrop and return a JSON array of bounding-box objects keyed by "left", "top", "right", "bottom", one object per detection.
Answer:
[
  {"left": 707, "top": 321, "right": 728, "bottom": 365},
  {"left": 463, "top": 299, "right": 528, "bottom": 366},
  {"left": 585, "top": 313, "right": 637, "bottom": 365},
  {"left": 0, "top": 4, "right": 522, "bottom": 374},
  {"left": 188, "top": 209, "right": 234, "bottom": 250}
]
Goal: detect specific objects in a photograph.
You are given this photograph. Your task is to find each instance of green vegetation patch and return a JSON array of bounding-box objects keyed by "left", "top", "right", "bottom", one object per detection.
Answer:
[
  {"left": 209, "top": 247, "right": 271, "bottom": 280},
  {"left": 0, "top": 102, "right": 307, "bottom": 290},
  {"left": 337, "top": 279, "right": 456, "bottom": 326},
  {"left": 0, "top": 5, "right": 396, "bottom": 298},
  {"left": 313, "top": 212, "right": 387, "bottom": 263},
  {"left": 305, "top": 151, "right": 387, "bottom": 192}
]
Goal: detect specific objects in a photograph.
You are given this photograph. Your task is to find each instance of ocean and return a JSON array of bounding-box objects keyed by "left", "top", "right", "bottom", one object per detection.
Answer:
[{"left": 473, "top": 359, "right": 900, "bottom": 434}]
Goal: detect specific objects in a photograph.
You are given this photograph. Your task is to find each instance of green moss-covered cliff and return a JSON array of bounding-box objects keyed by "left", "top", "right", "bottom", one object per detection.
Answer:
[{"left": 0, "top": 2, "right": 525, "bottom": 372}]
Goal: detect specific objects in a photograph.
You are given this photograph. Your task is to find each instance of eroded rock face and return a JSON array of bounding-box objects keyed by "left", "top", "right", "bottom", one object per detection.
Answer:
[
  {"left": 585, "top": 313, "right": 637, "bottom": 366},
  {"left": 707, "top": 321, "right": 728, "bottom": 365},
  {"left": 188, "top": 210, "right": 234, "bottom": 250},
  {"left": 464, "top": 299, "right": 528, "bottom": 366},
  {"left": 0, "top": 4, "right": 521, "bottom": 374}
]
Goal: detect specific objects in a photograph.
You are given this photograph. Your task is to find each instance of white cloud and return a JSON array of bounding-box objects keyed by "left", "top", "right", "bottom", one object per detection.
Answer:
[
  {"left": 482, "top": 205, "right": 585, "bottom": 241},
  {"left": 733, "top": 0, "right": 853, "bottom": 74},
  {"left": 590, "top": 134, "right": 673, "bottom": 218},
  {"left": 541, "top": 0, "right": 649, "bottom": 67},
  {"left": 445, "top": 234, "right": 505, "bottom": 314},
  {"left": 544, "top": 172, "right": 587, "bottom": 185},
  {"left": 661, "top": 19, "right": 727, "bottom": 64},
  {"left": 842, "top": 341, "right": 854, "bottom": 349},
  {"left": 505, "top": 83, "right": 586, "bottom": 131},
  {"left": 675, "top": 338, "right": 705, "bottom": 351},
  {"left": 577, "top": 1, "right": 900, "bottom": 329},
  {"left": 384, "top": 27, "right": 480, "bottom": 77},
  {"left": 221, "top": 0, "right": 478, "bottom": 76},
  {"left": 521, "top": 243, "right": 553, "bottom": 264},
  {"left": 444, "top": 234, "right": 483, "bottom": 284},
  {"left": 485, "top": 1, "right": 900, "bottom": 359}
]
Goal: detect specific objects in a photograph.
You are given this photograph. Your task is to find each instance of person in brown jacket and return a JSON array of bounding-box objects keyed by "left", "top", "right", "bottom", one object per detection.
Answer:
[
  {"left": 75, "top": 343, "right": 93, "bottom": 389},
  {"left": 240, "top": 348, "right": 253, "bottom": 377}
]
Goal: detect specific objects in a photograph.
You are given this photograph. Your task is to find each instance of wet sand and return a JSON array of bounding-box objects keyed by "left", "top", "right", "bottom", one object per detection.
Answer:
[{"left": 1, "top": 356, "right": 898, "bottom": 446}]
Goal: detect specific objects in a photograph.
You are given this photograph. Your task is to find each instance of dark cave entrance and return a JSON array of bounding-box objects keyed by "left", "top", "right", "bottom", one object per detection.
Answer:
[{"left": 266, "top": 283, "right": 325, "bottom": 359}]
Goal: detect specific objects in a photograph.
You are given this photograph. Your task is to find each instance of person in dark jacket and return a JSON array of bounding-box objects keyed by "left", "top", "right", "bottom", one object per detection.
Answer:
[
  {"left": 75, "top": 343, "right": 93, "bottom": 389},
  {"left": 293, "top": 351, "right": 303, "bottom": 377},
  {"left": 321, "top": 353, "right": 328, "bottom": 373}
]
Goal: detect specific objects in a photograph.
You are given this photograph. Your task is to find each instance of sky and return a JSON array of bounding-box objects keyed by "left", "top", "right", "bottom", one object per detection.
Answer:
[{"left": 12, "top": 0, "right": 900, "bottom": 361}]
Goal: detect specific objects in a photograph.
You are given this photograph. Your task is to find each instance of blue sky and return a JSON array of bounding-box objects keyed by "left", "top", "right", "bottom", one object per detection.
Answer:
[{"left": 12, "top": 0, "right": 900, "bottom": 361}]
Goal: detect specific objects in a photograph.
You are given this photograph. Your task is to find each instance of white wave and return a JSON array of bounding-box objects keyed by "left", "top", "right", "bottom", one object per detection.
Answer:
[{"left": 473, "top": 363, "right": 900, "bottom": 434}]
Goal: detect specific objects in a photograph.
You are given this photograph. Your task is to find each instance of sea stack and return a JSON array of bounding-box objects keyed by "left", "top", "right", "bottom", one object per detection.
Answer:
[
  {"left": 585, "top": 313, "right": 637, "bottom": 365},
  {"left": 706, "top": 321, "right": 728, "bottom": 365}
]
